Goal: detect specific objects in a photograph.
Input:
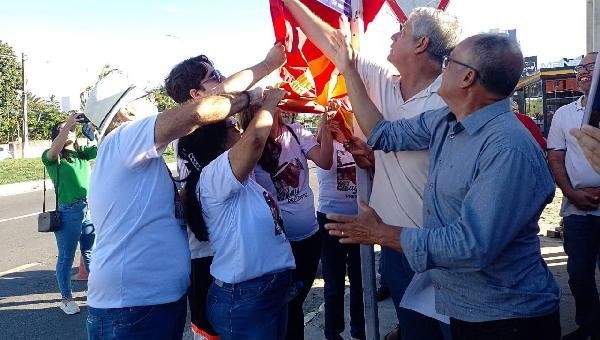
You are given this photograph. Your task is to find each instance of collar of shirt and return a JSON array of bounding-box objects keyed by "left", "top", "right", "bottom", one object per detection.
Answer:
[
  {"left": 395, "top": 75, "right": 442, "bottom": 104},
  {"left": 445, "top": 98, "right": 511, "bottom": 136},
  {"left": 575, "top": 96, "right": 585, "bottom": 111}
]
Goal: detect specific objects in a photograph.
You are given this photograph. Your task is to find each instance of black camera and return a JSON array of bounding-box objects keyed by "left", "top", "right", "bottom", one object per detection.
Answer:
[{"left": 78, "top": 113, "right": 90, "bottom": 124}]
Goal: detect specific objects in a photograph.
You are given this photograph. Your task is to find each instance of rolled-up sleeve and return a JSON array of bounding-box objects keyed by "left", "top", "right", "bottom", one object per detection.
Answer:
[{"left": 401, "top": 147, "right": 554, "bottom": 272}]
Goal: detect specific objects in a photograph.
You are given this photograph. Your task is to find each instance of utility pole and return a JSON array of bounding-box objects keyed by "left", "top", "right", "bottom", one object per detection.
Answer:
[
  {"left": 587, "top": 0, "right": 600, "bottom": 52},
  {"left": 21, "top": 52, "right": 28, "bottom": 158}
]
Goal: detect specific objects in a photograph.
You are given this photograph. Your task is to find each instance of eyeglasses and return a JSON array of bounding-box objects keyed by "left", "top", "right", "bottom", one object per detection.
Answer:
[
  {"left": 574, "top": 62, "right": 595, "bottom": 73},
  {"left": 442, "top": 55, "right": 485, "bottom": 83}
]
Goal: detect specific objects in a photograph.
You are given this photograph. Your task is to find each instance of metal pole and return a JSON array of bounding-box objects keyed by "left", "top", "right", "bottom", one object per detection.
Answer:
[
  {"left": 350, "top": 1, "right": 380, "bottom": 339},
  {"left": 587, "top": 0, "right": 600, "bottom": 53},
  {"left": 21, "top": 53, "right": 28, "bottom": 158}
]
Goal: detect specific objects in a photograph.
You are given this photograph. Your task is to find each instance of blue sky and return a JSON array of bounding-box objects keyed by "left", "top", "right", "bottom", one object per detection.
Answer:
[{"left": 0, "top": 0, "right": 587, "bottom": 104}]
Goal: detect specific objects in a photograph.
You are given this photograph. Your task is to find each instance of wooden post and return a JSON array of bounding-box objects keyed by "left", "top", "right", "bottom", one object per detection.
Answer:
[{"left": 350, "top": 1, "right": 380, "bottom": 339}]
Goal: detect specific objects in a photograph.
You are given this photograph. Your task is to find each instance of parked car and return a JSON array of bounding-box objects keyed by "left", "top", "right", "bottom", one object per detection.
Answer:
[{"left": 0, "top": 146, "right": 13, "bottom": 160}]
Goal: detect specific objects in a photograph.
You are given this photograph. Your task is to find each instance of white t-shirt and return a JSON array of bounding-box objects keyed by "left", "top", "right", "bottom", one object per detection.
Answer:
[
  {"left": 255, "top": 123, "right": 320, "bottom": 241},
  {"left": 356, "top": 55, "right": 445, "bottom": 227},
  {"left": 356, "top": 55, "right": 448, "bottom": 323},
  {"left": 88, "top": 115, "right": 191, "bottom": 308},
  {"left": 172, "top": 139, "right": 213, "bottom": 259},
  {"left": 547, "top": 97, "right": 600, "bottom": 217},
  {"left": 199, "top": 151, "right": 295, "bottom": 284},
  {"left": 317, "top": 141, "right": 357, "bottom": 215}
]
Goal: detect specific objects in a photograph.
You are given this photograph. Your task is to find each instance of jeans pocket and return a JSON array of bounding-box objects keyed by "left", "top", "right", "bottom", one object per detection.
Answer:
[{"left": 116, "top": 305, "right": 156, "bottom": 328}]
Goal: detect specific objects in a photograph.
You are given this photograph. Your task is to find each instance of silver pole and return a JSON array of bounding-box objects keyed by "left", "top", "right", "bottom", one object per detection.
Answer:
[
  {"left": 587, "top": 0, "right": 600, "bottom": 53},
  {"left": 350, "top": 1, "right": 380, "bottom": 339}
]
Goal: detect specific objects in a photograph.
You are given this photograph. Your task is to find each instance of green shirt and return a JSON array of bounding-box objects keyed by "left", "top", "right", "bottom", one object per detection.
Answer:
[{"left": 41, "top": 146, "right": 97, "bottom": 205}]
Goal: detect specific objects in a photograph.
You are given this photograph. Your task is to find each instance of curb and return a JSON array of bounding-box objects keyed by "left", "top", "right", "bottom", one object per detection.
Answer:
[
  {"left": 0, "top": 162, "right": 177, "bottom": 197},
  {"left": 0, "top": 179, "right": 54, "bottom": 197}
]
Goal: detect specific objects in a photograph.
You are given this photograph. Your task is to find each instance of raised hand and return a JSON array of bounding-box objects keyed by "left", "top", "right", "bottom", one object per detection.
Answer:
[
  {"left": 264, "top": 43, "right": 287, "bottom": 72},
  {"left": 329, "top": 29, "right": 355, "bottom": 75},
  {"left": 262, "top": 88, "right": 286, "bottom": 109}
]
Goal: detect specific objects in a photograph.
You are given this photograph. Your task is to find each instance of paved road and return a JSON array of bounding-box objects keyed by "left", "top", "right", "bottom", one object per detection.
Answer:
[{"left": 0, "top": 180, "right": 597, "bottom": 339}]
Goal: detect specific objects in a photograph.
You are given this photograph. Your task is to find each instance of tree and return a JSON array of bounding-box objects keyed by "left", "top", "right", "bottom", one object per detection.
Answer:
[
  {"left": 26, "top": 94, "right": 65, "bottom": 140},
  {"left": 0, "top": 41, "right": 23, "bottom": 143},
  {"left": 152, "top": 85, "right": 176, "bottom": 112}
]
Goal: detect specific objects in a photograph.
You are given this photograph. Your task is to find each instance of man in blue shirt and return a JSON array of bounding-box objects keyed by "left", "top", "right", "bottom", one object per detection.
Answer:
[{"left": 325, "top": 33, "right": 561, "bottom": 339}]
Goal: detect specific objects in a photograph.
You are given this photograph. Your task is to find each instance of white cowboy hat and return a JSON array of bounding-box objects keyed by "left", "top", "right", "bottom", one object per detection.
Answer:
[{"left": 83, "top": 71, "right": 147, "bottom": 137}]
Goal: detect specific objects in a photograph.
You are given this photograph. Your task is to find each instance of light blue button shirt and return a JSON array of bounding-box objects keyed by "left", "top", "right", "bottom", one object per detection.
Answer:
[{"left": 367, "top": 98, "right": 560, "bottom": 322}]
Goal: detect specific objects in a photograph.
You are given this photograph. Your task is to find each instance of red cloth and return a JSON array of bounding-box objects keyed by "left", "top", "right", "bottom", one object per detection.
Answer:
[
  {"left": 269, "top": 0, "right": 384, "bottom": 115},
  {"left": 515, "top": 113, "right": 547, "bottom": 150}
]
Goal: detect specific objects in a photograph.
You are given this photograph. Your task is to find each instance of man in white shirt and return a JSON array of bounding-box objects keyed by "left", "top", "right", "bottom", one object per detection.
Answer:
[
  {"left": 547, "top": 52, "right": 600, "bottom": 340},
  {"left": 281, "top": 1, "right": 460, "bottom": 339},
  {"left": 85, "top": 71, "right": 263, "bottom": 340}
]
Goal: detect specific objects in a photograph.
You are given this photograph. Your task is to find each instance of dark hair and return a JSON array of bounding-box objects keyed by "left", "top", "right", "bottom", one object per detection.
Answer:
[
  {"left": 164, "top": 55, "right": 215, "bottom": 104},
  {"left": 469, "top": 34, "right": 524, "bottom": 97},
  {"left": 50, "top": 122, "right": 86, "bottom": 162},
  {"left": 177, "top": 121, "right": 228, "bottom": 241}
]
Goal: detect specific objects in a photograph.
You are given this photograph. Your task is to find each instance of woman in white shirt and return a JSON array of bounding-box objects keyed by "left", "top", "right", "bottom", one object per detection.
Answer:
[
  {"left": 246, "top": 109, "right": 334, "bottom": 340},
  {"left": 316, "top": 110, "right": 365, "bottom": 340},
  {"left": 178, "top": 88, "right": 295, "bottom": 340}
]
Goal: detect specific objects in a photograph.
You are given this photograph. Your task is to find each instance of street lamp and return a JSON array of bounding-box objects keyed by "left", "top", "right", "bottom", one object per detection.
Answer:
[{"left": 0, "top": 52, "right": 27, "bottom": 157}]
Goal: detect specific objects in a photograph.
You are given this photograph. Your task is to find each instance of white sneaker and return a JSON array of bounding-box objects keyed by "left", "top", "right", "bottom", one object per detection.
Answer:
[{"left": 59, "top": 300, "right": 80, "bottom": 315}]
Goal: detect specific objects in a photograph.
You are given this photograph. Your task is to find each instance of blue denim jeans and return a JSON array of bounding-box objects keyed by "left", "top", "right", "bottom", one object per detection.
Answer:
[
  {"left": 207, "top": 270, "right": 293, "bottom": 340},
  {"left": 563, "top": 214, "right": 600, "bottom": 329},
  {"left": 55, "top": 199, "right": 95, "bottom": 299},
  {"left": 318, "top": 212, "right": 365, "bottom": 340},
  {"left": 381, "top": 247, "right": 446, "bottom": 340},
  {"left": 86, "top": 294, "right": 187, "bottom": 340}
]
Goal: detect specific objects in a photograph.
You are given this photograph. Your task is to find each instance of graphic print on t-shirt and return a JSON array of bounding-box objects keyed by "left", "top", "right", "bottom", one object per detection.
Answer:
[
  {"left": 336, "top": 149, "right": 357, "bottom": 199},
  {"left": 272, "top": 158, "right": 308, "bottom": 203},
  {"left": 262, "top": 190, "right": 286, "bottom": 235}
]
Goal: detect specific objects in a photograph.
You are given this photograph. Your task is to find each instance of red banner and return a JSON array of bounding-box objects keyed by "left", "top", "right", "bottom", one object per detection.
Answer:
[{"left": 270, "top": 0, "right": 384, "bottom": 114}]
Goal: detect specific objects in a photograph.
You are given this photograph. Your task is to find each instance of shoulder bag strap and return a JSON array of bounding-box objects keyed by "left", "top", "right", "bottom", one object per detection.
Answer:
[
  {"left": 55, "top": 155, "right": 60, "bottom": 211},
  {"left": 284, "top": 124, "right": 306, "bottom": 157},
  {"left": 284, "top": 124, "right": 301, "bottom": 146}
]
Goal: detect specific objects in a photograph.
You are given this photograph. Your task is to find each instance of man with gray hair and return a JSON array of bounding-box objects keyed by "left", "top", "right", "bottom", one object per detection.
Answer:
[
  {"left": 282, "top": 1, "right": 460, "bottom": 339},
  {"left": 84, "top": 71, "right": 264, "bottom": 339},
  {"left": 327, "top": 33, "right": 561, "bottom": 339}
]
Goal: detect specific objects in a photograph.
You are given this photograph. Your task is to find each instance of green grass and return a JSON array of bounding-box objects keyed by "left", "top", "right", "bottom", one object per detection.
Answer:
[
  {"left": 0, "top": 158, "right": 45, "bottom": 185},
  {"left": 0, "top": 144, "right": 177, "bottom": 185}
]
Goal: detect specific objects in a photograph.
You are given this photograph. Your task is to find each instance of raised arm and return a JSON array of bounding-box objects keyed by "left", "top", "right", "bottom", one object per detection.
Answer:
[
  {"left": 207, "top": 44, "right": 286, "bottom": 95},
  {"left": 154, "top": 88, "right": 262, "bottom": 151},
  {"left": 308, "top": 113, "right": 334, "bottom": 169},
  {"left": 281, "top": 0, "right": 340, "bottom": 61},
  {"left": 329, "top": 30, "right": 383, "bottom": 136},
  {"left": 46, "top": 113, "right": 84, "bottom": 161},
  {"left": 228, "top": 88, "right": 286, "bottom": 182}
]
